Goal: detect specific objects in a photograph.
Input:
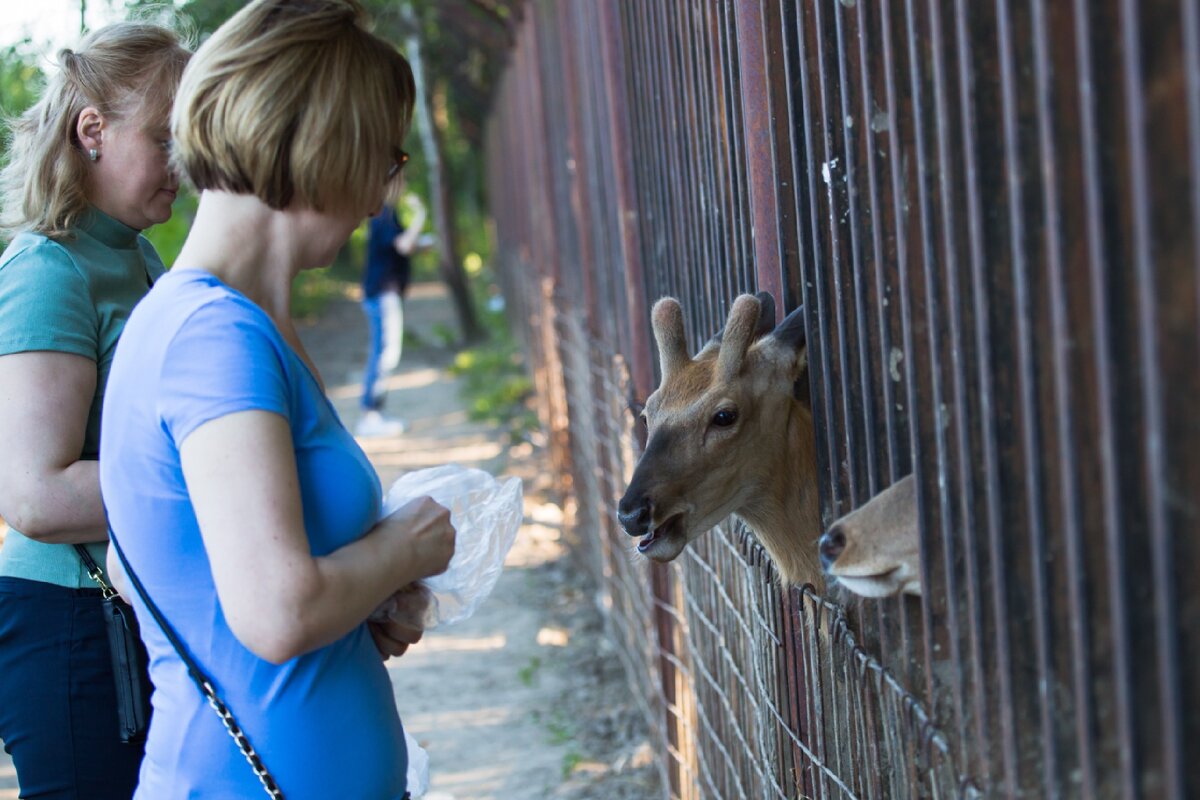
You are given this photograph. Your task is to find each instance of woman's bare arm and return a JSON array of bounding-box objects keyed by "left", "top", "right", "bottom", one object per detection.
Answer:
[
  {"left": 0, "top": 352, "right": 108, "bottom": 543},
  {"left": 179, "top": 410, "right": 454, "bottom": 664},
  {"left": 392, "top": 198, "right": 428, "bottom": 255}
]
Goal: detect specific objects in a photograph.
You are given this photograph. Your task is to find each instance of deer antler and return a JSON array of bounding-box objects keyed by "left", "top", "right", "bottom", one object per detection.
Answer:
[
  {"left": 651, "top": 297, "right": 691, "bottom": 379},
  {"left": 716, "top": 294, "right": 764, "bottom": 381}
]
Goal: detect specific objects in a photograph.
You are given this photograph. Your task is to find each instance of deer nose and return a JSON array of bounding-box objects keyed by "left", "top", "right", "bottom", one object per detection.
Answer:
[
  {"left": 819, "top": 526, "right": 846, "bottom": 570},
  {"left": 617, "top": 495, "right": 653, "bottom": 536}
]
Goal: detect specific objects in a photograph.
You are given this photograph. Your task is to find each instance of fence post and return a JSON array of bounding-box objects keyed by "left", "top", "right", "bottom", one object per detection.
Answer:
[{"left": 733, "top": 0, "right": 784, "bottom": 312}]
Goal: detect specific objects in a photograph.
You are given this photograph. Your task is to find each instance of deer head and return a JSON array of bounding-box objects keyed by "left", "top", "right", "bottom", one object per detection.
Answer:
[
  {"left": 818, "top": 474, "right": 921, "bottom": 598},
  {"left": 617, "top": 292, "right": 821, "bottom": 586}
]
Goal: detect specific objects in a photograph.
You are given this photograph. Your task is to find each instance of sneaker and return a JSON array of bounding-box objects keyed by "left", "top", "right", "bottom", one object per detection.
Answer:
[{"left": 355, "top": 410, "right": 406, "bottom": 437}]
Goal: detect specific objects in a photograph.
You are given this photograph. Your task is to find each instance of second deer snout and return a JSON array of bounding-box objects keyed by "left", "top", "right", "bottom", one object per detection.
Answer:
[
  {"left": 818, "top": 526, "right": 846, "bottom": 570},
  {"left": 617, "top": 495, "right": 653, "bottom": 536}
]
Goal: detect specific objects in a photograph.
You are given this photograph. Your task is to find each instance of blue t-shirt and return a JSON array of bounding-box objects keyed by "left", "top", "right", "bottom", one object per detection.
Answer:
[{"left": 99, "top": 269, "right": 407, "bottom": 799}]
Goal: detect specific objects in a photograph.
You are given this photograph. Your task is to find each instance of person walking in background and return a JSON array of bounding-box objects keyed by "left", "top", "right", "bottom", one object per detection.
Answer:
[
  {"left": 0, "top": 22, "right": 191, "bottom": 799},
  {"left": 357, "top": 190, "right": 428, "bottom": 437},
  {"left": 98, "top": 1, "right": 455, "bottom": 797}
]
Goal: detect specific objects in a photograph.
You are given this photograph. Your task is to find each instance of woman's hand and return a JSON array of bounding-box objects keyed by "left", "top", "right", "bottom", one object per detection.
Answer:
[
  {"left": 367, "top": 583, "right": 434, "bottom": 660},
  {"left": 367, "top": 618, "right": 423, "bottom": 660},
  {"left": 380, "top": 496, "right": 456, "bottom": 582}
]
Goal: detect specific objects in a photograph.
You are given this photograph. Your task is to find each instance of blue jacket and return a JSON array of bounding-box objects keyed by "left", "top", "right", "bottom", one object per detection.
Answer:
[{"left": 362, "top": 205, "right": 411, "bottom": 299}]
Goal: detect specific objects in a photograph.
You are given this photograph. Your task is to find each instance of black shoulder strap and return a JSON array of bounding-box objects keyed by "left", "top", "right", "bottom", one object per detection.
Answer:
[{"left": 74, "top": 543, "right": 118, "bottom": 599}]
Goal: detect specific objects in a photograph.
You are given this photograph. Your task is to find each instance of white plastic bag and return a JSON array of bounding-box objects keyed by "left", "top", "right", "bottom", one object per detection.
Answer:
[
  {"left": 405, "top": 732, "right": 430, "bottom": 797},
  {"left": 374, "top": 464, "right": 523, "bottom": 629}
]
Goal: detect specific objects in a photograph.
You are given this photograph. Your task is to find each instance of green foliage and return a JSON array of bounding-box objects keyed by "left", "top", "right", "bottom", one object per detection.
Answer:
[
  {"left": 123, "top": 0, "right": 243, "bottom": 37},
  {"left": 546, "top": 715, "right": 574, "bottom": 746},
  {"left": 517, "top": 656, "right": 542, "bottom": 688},
  {"left": 98, "top": 0, "right": 500, "bottom": 333},
  {"left": 0, "top": 42, "right": 44, "bottom": 166},
  {"left": 544, "top": 711, "right": 585, "bottom": 779},
  {"left": 561, "top": 751, "right": 584, "bottom": 780},
  {"left": 292, "top": 269, "right": 352, "bottom": 321},
  {"left": 142, "top": 189, "right": 198, "bottom": 266},
  {"left": 446, "top": 281, "right": 538, "bottom": 444},
  {"left": 329, "top": 221, "right": 367, "bottom": 282}
]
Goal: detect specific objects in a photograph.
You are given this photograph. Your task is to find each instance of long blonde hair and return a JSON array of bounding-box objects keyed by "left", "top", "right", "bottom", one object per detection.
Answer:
[{"left": 0, "top": 22, "right": 191, "bottom": 240}]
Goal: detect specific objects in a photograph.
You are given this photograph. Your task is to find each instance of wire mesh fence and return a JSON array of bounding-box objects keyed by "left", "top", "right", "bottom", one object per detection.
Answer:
[{"left": 485, "top": 1, "right": 1200, "bottom": 798}]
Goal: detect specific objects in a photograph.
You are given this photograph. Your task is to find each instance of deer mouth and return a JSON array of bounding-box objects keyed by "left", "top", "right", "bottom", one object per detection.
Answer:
[
  {"left": 638, "top": 513, "right": 688, "bottom": 561},
  {"left": 832, "top": 565, "right": 921, "bottom": 598}
]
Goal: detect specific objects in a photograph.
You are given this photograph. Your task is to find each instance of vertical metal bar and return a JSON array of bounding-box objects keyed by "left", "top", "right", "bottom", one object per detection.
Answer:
[
  {"left": 1176, "top": 3, "right": 1200, "bottom": 796},
  {"left": 847, "top": 0, "right": 911, "bottom": 703},
  {"left": 950, "top": 0, "right": 1001, "bottom": 790},
  {"left": 878, "top": 0, "right": 932, "bottom": 712},
  {"left": 995, "top": 1, "right": 1059, "bottom": 793},
  {"left": 859, "top": 0, "right": 912, "bottom": 484},
  {"left": 1029, "top": 1, "right": 1097, "bottom": 795},
  {"left": 1190, "top": 0, "right": 1200, "bottom": 358},
  {"left": 797, "top": 0, "right": 847, "bottom": 530},
  {"left": 837, "top": 0, "right": 882, "bottom": 501},
  {"left": 1117, "top": 0, "right": 1183, "bottom": 795},
  {"left": 720, "top": 1, "right": 755, "bottom": 303},
  {"left": 732, "top": 0, "right": 784, "bottom": 306},
  {"left": 1070, "top": 1, "right": 1138, "bottom": 796},
  {"left": 923, "top": 0, "right": 976, "bottom": 783},
  {"left": 598, "top": 1, "right": 653, "bottom": 402},
  {"left": 897, "top": 0, "right": 965, "bottom": 790},
  {"left": 556, "top": 4, "right": 597, "bottom": 335},
  {"left": 813, "top": 0, "right": 862, "bottom": 514}
]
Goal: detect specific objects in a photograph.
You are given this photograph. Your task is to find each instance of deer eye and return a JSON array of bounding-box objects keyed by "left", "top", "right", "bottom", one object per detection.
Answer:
[{"left": 711, "top": 408, "right": 738, "bottom": 428}]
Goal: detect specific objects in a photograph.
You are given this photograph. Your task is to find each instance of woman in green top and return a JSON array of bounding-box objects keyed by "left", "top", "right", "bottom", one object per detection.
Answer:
[{"left": 0, "top": 22, "right": 190, "bottom": 799}]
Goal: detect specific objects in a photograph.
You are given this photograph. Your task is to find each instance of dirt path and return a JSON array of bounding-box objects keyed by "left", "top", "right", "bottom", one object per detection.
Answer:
[
  {"left": 0, "top": 282, "right": 660, "bottom": 800},
  {"left": 304, "top": 283, "right": 660, "bottom": 800}
]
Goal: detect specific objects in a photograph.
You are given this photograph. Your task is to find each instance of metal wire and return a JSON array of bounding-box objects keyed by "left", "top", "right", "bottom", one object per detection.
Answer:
[{"left": 486, "top": 2, "right": 1200, "bottom": 798}]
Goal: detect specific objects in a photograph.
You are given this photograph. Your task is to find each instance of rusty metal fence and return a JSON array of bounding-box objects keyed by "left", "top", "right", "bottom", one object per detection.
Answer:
[{"left": 484, "top": 1, "right": 1199, "bottom": 798}]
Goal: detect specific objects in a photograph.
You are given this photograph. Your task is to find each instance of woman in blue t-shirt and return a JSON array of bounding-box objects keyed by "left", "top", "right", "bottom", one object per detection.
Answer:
[
  {"left": 98, "top": 2, "right": 455, "bottom": 798},
  {"left": 0, "top": 22, "right": 190, "bottom": 799}
]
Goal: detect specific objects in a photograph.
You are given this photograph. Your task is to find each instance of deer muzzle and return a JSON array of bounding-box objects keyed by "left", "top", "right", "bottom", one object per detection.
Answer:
[{"left": 617, "top": 494, "right": 653, "bottom": 536}]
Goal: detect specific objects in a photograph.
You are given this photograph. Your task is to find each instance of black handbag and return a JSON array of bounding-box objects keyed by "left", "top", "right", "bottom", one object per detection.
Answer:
[{"left": 74, "top": 544, "right": 151, "bottom": 743}]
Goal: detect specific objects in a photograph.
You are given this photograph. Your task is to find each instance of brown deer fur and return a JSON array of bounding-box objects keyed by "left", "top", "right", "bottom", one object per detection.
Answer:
[
  {"left": 618, "top": 293, "right": 822, "bottom": 587},
  {"left": 818, "top": 474, "right": 921, "bottom": 598}
]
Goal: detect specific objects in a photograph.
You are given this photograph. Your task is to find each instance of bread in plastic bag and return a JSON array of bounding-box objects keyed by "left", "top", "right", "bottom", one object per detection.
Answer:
[{"left": 373, "top": 464, "right": 523, "bottom": 629}]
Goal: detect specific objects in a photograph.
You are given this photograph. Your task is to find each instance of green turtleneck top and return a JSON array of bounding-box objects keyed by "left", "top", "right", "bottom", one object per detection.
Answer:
[{"left": 0, "top": 207, "right": 166, "bottom": 588}]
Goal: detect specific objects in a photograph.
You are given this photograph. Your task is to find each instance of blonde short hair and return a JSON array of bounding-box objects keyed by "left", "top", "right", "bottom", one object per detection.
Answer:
[
  {"left": 172, "top": 0, "right": 416, "bottom": 215},
  {"left": 0, "top": 22, "right": 191, "bottom": 240}
]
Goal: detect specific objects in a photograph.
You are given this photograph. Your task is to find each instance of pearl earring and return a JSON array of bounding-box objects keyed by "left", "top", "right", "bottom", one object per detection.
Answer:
[{"left": 88, "top": 148, "right": 99, "bottom": 162}]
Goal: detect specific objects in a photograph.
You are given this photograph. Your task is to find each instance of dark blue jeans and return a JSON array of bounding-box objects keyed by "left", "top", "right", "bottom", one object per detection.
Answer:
[{"left": 0, "top": 577, "right": 145, "bottom": 799}]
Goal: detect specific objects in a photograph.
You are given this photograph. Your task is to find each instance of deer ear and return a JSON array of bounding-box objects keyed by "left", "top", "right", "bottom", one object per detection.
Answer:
[
  {"left": 769, "top": 304, "right": 810, "bottom": 405},
  {"left": 752, "top": 291, "right": 776, "bottom": 339},
  {"left": 771, "top": 303, "right": 806, "bottom": 351},
  {"left": 793, "top": 350, "right": 812, "bottom": 406}
]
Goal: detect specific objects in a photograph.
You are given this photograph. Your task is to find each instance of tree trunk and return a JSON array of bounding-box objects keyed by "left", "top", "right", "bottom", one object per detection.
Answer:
[{"left": 402, "top": 4, "right": 483, "bottom": 344}]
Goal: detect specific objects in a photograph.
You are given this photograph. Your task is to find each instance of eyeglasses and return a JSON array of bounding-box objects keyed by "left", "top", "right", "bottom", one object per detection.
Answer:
[{"left": 386, "top": 149, "right": 410, "bottom": 181}]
